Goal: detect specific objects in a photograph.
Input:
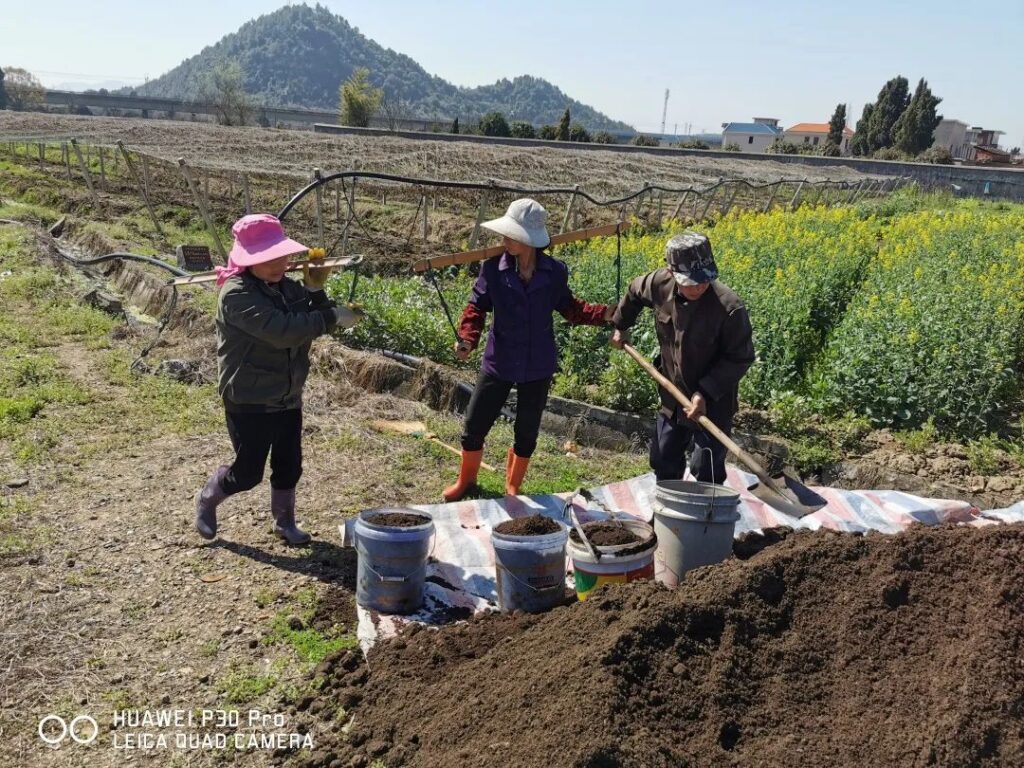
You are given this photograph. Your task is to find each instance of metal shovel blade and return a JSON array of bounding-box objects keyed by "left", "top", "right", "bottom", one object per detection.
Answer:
[{"left": 747, "top": 472, "right": 827, "bottom": 519}]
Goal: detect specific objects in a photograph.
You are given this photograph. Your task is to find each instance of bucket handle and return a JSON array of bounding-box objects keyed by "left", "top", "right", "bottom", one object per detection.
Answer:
[
  {"left": 496, "top": 561, "right": 565, "bottom": 594},
  {"left": 696, "top": 445, "right": 718, "bottom": 525},
  {"left": 362, "top": 533, "right": 436, "bottom": 584}
]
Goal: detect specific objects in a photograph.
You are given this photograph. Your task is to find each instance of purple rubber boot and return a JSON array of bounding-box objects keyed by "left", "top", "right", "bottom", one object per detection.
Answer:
[
  {"left": 271, "top": 487, "right": 311, "bottom": 545},
  {"left": 195, "top": 465, "right": 229, "bottom": 540}
]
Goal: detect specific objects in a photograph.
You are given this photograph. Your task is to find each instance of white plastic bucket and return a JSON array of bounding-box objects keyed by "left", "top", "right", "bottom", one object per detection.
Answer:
[{"left": 653, "top": 480, "right": 740, "bottom": 587}]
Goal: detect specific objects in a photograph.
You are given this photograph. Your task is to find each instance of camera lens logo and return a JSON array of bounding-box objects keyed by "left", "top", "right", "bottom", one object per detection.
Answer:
[{"left": 38, "top": 715, "right": 99, "bottom": 746}]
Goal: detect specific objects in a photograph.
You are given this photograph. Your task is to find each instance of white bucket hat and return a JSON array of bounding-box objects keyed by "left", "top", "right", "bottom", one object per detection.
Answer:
[{"left": 481, "top": 198, "right": 551, "bottom": 248}]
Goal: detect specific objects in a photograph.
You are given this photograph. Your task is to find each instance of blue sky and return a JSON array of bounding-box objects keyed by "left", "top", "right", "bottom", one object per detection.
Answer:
[{"left": 5, "top": 0, "right": 1022, "bottom": 145}]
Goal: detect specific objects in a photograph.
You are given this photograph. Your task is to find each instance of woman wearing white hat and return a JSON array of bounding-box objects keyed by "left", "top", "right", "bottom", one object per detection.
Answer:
[{"left": 443, "top": 198, "right": 613, "bottom": 501}]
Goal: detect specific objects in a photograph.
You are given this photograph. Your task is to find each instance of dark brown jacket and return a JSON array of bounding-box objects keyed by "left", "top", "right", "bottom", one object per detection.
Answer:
[{"left": 611, "top": 268, "right": 755, "bottom": 423}]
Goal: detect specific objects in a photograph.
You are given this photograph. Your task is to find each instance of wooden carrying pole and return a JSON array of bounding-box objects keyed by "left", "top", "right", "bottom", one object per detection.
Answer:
[
  {"left": 412, "top": 221, "right": 630, "bottom": 273},
  {"left": 170, "top": 254, "right": 363, "bottom": 287}
]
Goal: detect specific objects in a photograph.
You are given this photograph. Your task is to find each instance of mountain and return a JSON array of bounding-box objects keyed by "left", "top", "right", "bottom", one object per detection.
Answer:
[{"left": 129, "top": 4, "right": 633, "bottom": 132}]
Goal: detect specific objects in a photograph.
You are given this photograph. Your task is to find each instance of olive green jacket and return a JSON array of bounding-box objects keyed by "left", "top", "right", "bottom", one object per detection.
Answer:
[{"left": 216, "top": 272, "right": 333, "bottom": 412}]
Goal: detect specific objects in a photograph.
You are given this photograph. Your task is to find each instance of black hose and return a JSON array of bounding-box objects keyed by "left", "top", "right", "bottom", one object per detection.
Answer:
[
  {"left": 277, "top": 171, "right": 849, "bottom": 221},
  {"left": 59, "top": 251, "right": 190, "bottom": 277}
]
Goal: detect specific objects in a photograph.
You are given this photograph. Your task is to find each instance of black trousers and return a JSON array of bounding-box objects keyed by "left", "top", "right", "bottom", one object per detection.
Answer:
[
  {"left": 222, "top": 409, "right": 303, "bottom": 494},
  {"left": 461, "top": 371, "right": 552, "bottom": 457},
  {"left": 650, "top": 409, "right": 729, "bottom": 484}
]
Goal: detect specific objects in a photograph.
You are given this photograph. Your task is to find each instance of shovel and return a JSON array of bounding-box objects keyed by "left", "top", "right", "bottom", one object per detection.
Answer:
[
  {"left": 562, "top": 489, "right": 601, "bottom": 561},
  {"left": 621, "top": 344, "right": 826, "bottom": 518},
  {"left": 369, "top": 420, "right": 498, "bottom": 472}
]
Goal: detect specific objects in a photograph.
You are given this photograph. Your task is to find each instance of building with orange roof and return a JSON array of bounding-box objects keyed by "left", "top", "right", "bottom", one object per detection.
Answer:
[{"left": 784, "top": 122, "right": 855, "bottom": 155}]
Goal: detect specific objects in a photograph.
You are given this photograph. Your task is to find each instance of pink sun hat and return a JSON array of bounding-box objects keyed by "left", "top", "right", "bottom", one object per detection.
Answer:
[{"left": 228, "top": 213, "right": 309, "bottom": 266}]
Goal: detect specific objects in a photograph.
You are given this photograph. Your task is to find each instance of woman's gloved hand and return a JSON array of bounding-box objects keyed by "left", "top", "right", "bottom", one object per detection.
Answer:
[
  {"left": 320, "top": 304, "right": 364, "bottom": 331},
  {"left": 303, "top": 248, "right": 333, "bottom": 290}
]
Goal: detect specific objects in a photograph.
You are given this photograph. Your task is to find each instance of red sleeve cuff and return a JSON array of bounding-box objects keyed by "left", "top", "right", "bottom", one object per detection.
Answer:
[{"left": 559, "top": 298, "right": 609, "bottom": 326}]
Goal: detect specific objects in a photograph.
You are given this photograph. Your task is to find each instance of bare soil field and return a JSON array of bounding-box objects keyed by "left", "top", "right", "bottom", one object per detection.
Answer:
[{"left": 0, "top": 112, "right": 877, "bottom": 192}]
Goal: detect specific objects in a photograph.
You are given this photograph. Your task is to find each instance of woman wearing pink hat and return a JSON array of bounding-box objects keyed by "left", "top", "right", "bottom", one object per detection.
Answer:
[
  {"left": 194, "top": 214, "right": 360, "bottom": 543},
  {"left": 443, "top": 198, "right": 613, "bottom": 501}
]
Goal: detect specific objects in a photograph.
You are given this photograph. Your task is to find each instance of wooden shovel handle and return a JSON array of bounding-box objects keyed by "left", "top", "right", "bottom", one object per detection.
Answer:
[
  {"left": 427, "top": 436, "right": 497, "bottom": 473},
  {"left": 621, "top": 343, "right": 785, "bottom": 497}
]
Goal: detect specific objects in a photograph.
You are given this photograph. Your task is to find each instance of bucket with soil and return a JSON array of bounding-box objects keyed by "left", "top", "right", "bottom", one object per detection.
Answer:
[
  {"left": 491, "top": 515, "right": 569, "bottom": 613},
  {"left": 653, "top": 480, "right": 741, "bottom": 587},
  {"left": 355, "top": 509, "right": 434, "bottom": 614},
  {"left": 567, "top": 519, "right": 657, "bottom": 600}
]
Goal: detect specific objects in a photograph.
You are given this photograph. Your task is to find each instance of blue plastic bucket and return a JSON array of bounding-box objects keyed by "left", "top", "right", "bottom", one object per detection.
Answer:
[
  {"left": 491, "top": 521, "right": 569, "bottom": 613},
  {"left": 355, "top": 509, "right": 434, "bottom": 614}
]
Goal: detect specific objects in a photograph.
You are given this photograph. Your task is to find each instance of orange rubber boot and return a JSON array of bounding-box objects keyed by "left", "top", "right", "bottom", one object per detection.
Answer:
[
  {"left": 505, "top": 450, "right": 531, "bottom": 496},
  {"left": 442, "top": 449, "right": 484, "bottom": 502}
]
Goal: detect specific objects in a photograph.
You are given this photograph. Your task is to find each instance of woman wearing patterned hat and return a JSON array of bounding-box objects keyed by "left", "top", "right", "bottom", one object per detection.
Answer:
[
  {"left": 193, "top": 214, "right": 361, "bottom": 543},
  {"left": 443, "top": 198, "right": 613, "bottom": 501}
]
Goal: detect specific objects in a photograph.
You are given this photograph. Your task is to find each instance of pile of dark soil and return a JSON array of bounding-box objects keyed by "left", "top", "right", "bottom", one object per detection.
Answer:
[
  {"left": 494, "top": 515, "right": 563, "bottom": 536},
  {"left": 289, "top": 524, "right": 1024, "bottom": 768}
]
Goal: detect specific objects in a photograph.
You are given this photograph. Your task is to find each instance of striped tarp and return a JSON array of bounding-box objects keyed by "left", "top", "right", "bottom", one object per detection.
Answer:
[{"left": 342, "top": 467, "right": 1008, "bottom": 651}]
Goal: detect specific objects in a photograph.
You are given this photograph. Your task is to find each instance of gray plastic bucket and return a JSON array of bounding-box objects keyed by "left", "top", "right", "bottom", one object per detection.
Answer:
[
  {"left": 491, "top": 521, "right": 569, "bottom": 613},
  {"left": 653, "top": 480, "right": 741, "bottom": 587},
  {"left": 355, "top": 509, "right": 434, "bottom": 614}
]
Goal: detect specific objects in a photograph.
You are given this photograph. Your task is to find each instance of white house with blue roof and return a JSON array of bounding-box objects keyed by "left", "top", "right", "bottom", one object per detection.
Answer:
[{"left": 721, "top": 118, "right": 784, "bottom": 153}]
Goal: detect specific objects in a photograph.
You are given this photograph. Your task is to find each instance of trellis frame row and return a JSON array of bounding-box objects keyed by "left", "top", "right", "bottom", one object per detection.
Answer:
[{"left": 0, "top": 137, "right": 910, "bottom": 268}]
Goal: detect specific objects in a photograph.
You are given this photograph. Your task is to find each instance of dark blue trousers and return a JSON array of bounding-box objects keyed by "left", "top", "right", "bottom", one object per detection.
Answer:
[{"left": 650, "top": 409, "right": 729, "bottom": 484}]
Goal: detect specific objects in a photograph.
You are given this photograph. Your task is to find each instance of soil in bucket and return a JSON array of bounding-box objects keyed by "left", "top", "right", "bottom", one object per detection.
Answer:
[
  {"left": 494, "top": 514, "right": 562, "bottom": 536},
  {"left": 570, "top": 521, "right": 643, "bottom": 548},
  {"left": 364, "top": 511, "right": 432, "bottom": 527}
]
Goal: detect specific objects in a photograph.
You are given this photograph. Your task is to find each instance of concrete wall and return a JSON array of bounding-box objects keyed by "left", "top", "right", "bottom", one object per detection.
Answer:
[
  {"left": 313, "top": 124, "right": 1024, "bottom": 200},
  {"left": 934, "top": 120, "right": 969, "bottom": 159}
]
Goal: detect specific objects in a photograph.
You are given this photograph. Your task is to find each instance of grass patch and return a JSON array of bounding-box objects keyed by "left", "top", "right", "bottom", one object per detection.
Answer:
[
  {"left": 0, "top": 496, "right": 41, "bottom": 558},
  {"left": 965, "top": 434, "right": 1008, "bottom": 476},
  {"left": 264, "top": 586, "right": 356, "bottom": 665},
  {"left": 895, "top": 418, "right": 939, "bottom": 455},
  {"left": 99, "top": 351, "right": 221, "bottom": 436},
  {"left": 423, "top": 415, "right": 649, "bottom": 496},
  {"left": 217, "top": 667, "right": 277, "bottom": 705}
]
